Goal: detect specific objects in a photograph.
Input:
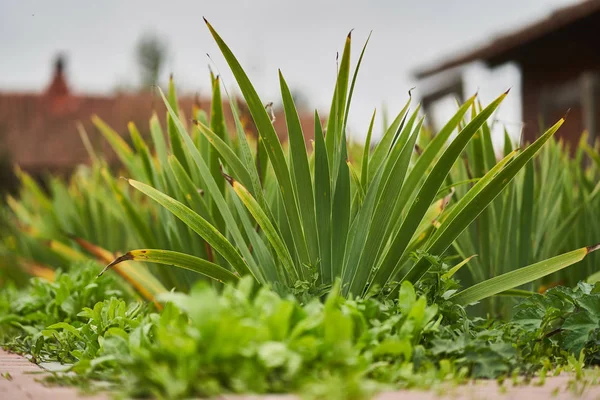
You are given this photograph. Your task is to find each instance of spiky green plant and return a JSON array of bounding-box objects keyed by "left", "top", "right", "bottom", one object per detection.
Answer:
[
  {"left": 445, "top": 122, "right": 600, "bottom": 315},
  {"left": 99, "top": 21, "right": 599, "bottom": 305},
  {"left": 3, "top": 163, "right": 169, "bottom": 303}
]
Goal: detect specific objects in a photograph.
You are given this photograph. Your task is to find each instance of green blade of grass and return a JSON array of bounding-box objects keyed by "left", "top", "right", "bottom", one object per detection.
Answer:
[
  {"left": 228, "top": 193, "right": 276, "bottom": 283},
  {"left": 205, "top": 19, "right": 310, "bottom": 271},
  {"left": 128, "top": 122, "right": 158, "bottom": 187},
  {"left": 326, "top": 31, "right": 352, "bottom": 172},
  {"left": 392, "top": 95, "right": 475, "bottom": 221},
  {"left": 279, "top": 71, "right": 319, "bottom": 265},
  {"left": 347, "top": 160, "right": 364, "bottom": 203},
  {"left": 313, "top": 111, "right": 332, "bottom": 283},
  {"left": 15, "top": 168, "right": 53, "bottom": 210},
  {"left": 193, "top": 119, "right": 254, "bottom": 192},
  {"left": 343, "top": 31, "right": 372, "bottom": 136},
  {"left": 209, "top": 75, "right": 227, "bottom": 233},
  {"left": 101, "top": 170, "right": 158, "bottom": 249},
  {"left": 452, "top": 244, "right": 600, "bottom": 305},
  {"left": 361, "top": 109, "right": 377, "bottom": 188},
  {"left": 495, "top": 289, "right": 535, "bottom": 298},
  {"left": 331, "top": 130, "right": 351, "bottom": 279},
  {"left": 374, "top": 91, "right": 508, "bottom": 286},
  {"left": 442, "top": 255, "right": 477, "bottom": 280},
  {"left": 149, "top": 113, "right": 168, "bottom": 165},
  {"left": 368, "top": 98, "right": 411, "bottom": 182},
  {"left": 156, "top": 87, "right": 263, "bottom": 280},
  {"left": 166, "top": 77, "right": 192, "bottom": 175},
  {"left": 223, "top": 172, "right": 298, "bottom": 280},
  {"left": 92, "top": 116, "right": 137, "bottom": 173},
  {"left": 168, "top": 155, "right": 211, "bottom": 220},
  {"left": 479, "top": 105, "right": 497, "bottom": 172},
  {"left": 209, "top": 75, "right": 228, "bottom": 193},
  {"left": 405, "top": 117, "right": 565, "bottom": 283},
  {"left": 101, "top": 249, "right": 239, "bottom": 284},
  {"left": 518, "top": 161, "right": 535, "bottom": 266},
  {"left": 346, "top": 117, "right": 423, "bottom": 295},
  {"left": 224, "top": 88, "right": 266, "bottom": 205},
  {"left": 127, "top": 179, "right": 252, "bottom": 278}
]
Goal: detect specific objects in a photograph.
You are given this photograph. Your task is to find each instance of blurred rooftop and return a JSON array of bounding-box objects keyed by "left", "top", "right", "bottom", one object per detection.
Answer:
[{"left": 0, "top": 56, "right": 316, "bottom": 176}]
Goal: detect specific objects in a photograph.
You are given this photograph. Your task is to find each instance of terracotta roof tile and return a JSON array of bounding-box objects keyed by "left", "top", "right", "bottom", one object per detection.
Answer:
[{"left": 0, "top": 91, "right": 317, "bottom": 173}]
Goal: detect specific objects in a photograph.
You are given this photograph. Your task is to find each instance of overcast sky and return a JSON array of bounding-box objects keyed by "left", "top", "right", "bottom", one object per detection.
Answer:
[{"left": 0, "top": 0, "right": 579, "bottom": 141}]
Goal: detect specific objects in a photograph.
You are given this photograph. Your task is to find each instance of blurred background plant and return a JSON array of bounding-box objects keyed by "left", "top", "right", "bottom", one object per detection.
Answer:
[{"left": 136, "top": 33, "right": 168, "bottom": 91}]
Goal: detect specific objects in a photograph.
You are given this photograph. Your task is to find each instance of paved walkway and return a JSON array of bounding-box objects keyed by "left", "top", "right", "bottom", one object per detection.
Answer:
[
  {"left": 2, "top": 347, "right": 600, "bottom": 399},
  {"left": 0, "top": 348, "right": 108, "bottom": 400}
]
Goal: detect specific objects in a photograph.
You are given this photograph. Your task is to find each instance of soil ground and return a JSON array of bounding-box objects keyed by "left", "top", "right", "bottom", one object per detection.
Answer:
[{"left": 2, "top": 348, "right": 600, "bottom": 399}]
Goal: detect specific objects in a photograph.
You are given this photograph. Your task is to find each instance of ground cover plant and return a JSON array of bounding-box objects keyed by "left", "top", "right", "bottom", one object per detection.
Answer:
[
  {"left": 3, "top": 264, "right": 600, "bottom": 399},
  {"left": 1, "top": 19, "right": 600, "bottom": 399}
]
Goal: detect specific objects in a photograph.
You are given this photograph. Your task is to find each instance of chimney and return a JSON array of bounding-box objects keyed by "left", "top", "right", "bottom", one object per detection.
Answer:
[{"left": 45, "top": 54, "right": 70, "bottom": 97}]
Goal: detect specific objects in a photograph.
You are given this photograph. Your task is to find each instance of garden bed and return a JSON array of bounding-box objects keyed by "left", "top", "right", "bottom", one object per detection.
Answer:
[{"left": 3, "top": 348, "right": 600, "bottom": 400}]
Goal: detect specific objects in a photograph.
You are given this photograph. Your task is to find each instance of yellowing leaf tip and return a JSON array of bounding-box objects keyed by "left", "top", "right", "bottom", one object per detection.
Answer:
[
  {"left": 98, "top": 252, "right": 133, "bottom": 277},
  {"left": 587, "top": 243, "right": 600, "bottom": 254}
]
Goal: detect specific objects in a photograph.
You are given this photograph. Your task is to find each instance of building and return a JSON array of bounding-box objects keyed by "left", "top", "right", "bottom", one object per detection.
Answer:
[
  {"left": 0, "top": 56, "right": 316, "bottom": 182},
  {"left": 414, "top": 0, "right": 600, "bottom": 147}
]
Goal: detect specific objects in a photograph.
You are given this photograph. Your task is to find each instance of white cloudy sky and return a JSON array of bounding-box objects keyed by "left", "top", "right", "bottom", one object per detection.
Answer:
[{"left": 0, "top": 0, "right": 578, "bottom": 141}]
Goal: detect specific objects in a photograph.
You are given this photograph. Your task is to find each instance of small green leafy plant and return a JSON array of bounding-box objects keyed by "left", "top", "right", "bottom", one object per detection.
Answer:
[
  {"left": 512, "top": 282, "right": 600, "bottom": 364},
  {"left": 0, "top": 264, "right": 139, "bottom": 361},
  {"left": 4, "top": 265, "right": 600, "bottom": 399}
]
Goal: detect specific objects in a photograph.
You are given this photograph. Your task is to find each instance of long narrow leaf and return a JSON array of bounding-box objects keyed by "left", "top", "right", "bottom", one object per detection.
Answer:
[
  {"left": 127, "top": 179, "right": 252, "bottom": 277},
  {"left": 452, "top": 244, "right": 600, "bottom": 305},
  {"left": 101, "top": 249, "right": 239, "bottom": 284}
]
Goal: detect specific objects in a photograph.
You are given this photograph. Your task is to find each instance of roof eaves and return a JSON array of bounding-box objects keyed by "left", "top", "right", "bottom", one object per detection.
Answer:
[{"left": 413, "top": 0, "right": 600, "bottom": 80}]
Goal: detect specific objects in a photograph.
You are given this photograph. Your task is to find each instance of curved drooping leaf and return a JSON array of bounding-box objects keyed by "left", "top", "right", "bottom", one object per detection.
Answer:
[
  {"left": 452, "top": 244, "right": 600, "bottom": 305},
  {"left": 126, "top": 179, "right": 252, "bottom": 278},
  {"left": 101, "top": 249, "right": 239, "bottom": 284}
]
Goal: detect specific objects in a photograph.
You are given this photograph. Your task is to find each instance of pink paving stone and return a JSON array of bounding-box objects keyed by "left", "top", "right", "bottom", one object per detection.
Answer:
[{"left": 0, "top": 348, "right": 109, "bottom": 400}]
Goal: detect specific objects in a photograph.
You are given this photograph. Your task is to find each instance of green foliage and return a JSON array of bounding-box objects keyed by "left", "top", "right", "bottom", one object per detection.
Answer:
[
  {"left": 512, "top": 282, "right": 600, "bottom": 364},
  {"left": 0, "top": 22, "right": 597, "bottom": 322},
  {"left": 0, "top": 272, "right": 449, "bottom": 399},
  {"left": 448, "top": 127, "right": 600, "bottom": 316},
  {"left": 4, "top": 267, "right": 600, "bottom": 399},
  {"left": 95, "top": 22, "right": 595, "bottom": 305},
  {"left": 1, "top": 19, "right": 599, "bottom": 400},
  {"left": 0, "top": 264, "right": 137, "bottom": 360}
]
